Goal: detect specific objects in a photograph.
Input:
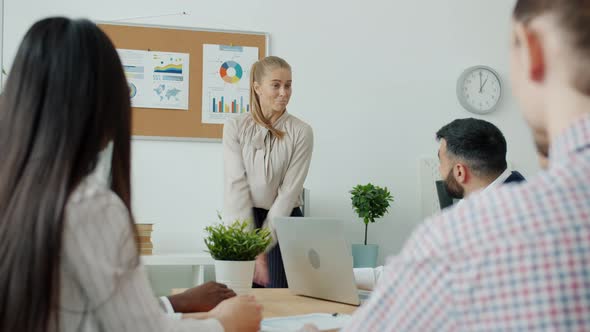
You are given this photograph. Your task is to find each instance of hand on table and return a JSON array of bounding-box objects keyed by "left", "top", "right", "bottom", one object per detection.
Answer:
[{"left": 168, "top": 281, "right": 236, "bottom": 313}]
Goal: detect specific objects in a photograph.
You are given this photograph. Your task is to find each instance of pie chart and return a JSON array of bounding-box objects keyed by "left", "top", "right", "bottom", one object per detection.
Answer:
[
  {"left": 219, "top": 61, "right": 243, "bottom": 84},
  {"left": 129, "top": 83, "right": 137, "bottom": 98}
]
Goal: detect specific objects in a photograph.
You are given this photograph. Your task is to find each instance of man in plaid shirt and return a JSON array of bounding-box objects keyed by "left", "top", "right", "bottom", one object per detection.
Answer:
[{"left": 342, "top": 1, "right": 590, "bottom": 330}]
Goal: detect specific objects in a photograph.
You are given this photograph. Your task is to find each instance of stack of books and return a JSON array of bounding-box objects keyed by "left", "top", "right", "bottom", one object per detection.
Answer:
[{"left": 135, "top": 223, "right": 154, "bottom": 255}]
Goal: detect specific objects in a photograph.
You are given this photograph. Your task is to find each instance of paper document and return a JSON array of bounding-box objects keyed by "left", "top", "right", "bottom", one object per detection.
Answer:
[
  {"left": 118, "top": 49, "right": 190, "bottom": 110},
  {"left": 260, "top": 313, "right": 351, "bottom": 332},
  {"left": 201, "top": 44, "right": 259, "bottom": 124}
]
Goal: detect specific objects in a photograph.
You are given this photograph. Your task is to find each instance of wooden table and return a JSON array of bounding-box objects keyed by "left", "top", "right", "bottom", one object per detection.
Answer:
[{"left": 172, "top": 288, "right": 357, "bottom": 318}]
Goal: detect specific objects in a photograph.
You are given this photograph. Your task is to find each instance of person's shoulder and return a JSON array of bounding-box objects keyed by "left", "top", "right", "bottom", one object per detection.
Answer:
[
  {"left": 285, "top": 113, "right": 313, "bottom": 138},
  {"left": 224, "top": 113, "right": 253, "bottom": 134},
  {"left": 65, "top": 177, "right": 129, "bottom": 231},
  {"left": 401, "top": 165, "right": 588, "bottom": 268},
  {"left": 68, "top": 177, "right": 122, "bottom": 206},
  {"left": 286, "top": 113, "right": 311, "bottom": 129},
  {"left": 232, "top": 113, "right": 253, "bottom": 126},
  {"left": 433, "top": 172, "right": 552, "bottom": 247}
]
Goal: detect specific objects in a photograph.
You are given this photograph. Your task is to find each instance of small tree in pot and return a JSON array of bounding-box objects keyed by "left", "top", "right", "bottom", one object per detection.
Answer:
[
  {"left": 204, "top": 218, "right": 271, "bottom": 294},
  {"left": 350, "top": 183, "right": 394, "bottom": 267}
]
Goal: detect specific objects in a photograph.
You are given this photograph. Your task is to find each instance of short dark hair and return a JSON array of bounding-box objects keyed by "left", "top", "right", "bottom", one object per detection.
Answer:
[{"left": 436, "top": 118, "right": 508, "bottom": 177}]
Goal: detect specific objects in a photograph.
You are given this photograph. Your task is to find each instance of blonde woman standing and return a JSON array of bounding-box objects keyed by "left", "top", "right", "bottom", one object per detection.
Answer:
[{"left": 223, "top": 56, "right": 313, "bottom": 288}]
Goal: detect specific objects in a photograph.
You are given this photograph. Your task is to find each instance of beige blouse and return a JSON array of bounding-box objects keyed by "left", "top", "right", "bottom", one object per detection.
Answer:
[
  {"left": 223, "top": 111, "right": 313, "bottom": 243},
  {"left": 60, "top": 177, "right": 223, "bottom": 331}
]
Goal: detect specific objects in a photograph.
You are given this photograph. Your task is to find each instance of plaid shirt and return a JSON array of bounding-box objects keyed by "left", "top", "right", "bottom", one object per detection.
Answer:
[{"left": 344, "top": 114, "right": 590, "bottom": 331}]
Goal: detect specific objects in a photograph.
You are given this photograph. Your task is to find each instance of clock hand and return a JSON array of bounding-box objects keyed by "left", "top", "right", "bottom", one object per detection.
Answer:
[
  {"left": 481, "top": 78, "right": 489, "bottom": 91},
  {"left": 479, "top": 72, "right": 483, "bottom": 93}
]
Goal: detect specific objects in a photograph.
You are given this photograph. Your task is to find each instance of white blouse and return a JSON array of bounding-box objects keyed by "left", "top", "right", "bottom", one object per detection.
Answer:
[
  {"left": 223, "top": 111, "right": 313, "bottom": 242},
  {"left": 60, "top": 177, "right": 223, "bottom": 331}
]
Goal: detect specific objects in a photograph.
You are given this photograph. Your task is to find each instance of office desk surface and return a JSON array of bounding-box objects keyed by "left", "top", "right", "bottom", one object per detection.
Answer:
[{"left": 172, "top": 288, "right": 357, "bottom": 318}]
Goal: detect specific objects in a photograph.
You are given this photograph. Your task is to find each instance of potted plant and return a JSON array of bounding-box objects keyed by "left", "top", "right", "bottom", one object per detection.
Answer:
[
  {"left": 204, "top": 218, "right": 271, "bottom": 295},
  {"left": 350, "top": 183, "right": 394, "bottom": 268}
]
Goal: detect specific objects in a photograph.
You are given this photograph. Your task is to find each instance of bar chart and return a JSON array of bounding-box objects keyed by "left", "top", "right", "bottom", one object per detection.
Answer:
[{"left": 211, "top": 95, "right": 249, "bottom": 114}]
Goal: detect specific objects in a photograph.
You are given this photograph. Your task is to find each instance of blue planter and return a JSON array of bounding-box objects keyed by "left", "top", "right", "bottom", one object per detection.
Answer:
[{"left": 351, "top": 244, "right": 379, "bottom": 268}]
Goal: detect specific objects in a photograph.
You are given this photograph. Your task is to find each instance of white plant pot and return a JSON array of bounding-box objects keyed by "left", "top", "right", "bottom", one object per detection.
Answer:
[{"left": 214, "top": 260, "right": 255, "bottom": 295}]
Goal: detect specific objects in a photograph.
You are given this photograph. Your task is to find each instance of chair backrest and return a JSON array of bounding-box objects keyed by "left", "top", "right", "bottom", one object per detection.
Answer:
[
  {"left": 420, "top": 158, "right": 443, "bottom": 218},
  {"left": 435, "top": 180, "right": 454, "bottom": 210}
]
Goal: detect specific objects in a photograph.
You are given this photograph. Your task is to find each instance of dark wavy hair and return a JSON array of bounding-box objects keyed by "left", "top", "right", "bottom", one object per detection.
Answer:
[{"left": 0, "top": 17, "right": 136, "bottom": 331}]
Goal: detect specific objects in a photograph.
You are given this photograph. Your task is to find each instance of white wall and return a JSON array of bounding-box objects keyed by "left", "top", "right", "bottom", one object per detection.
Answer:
[
  {"left": 0, "top": 0, "right": 4, "bottom": 90},
  {"left": 5, "top": 0, "right": 539, "bottom": 291}
]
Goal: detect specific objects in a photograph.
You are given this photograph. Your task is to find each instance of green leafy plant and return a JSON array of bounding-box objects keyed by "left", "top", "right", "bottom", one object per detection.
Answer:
[
  {"left": 204, "top": 218, "right": 272, "bottom": 261},
  {"left": 350, "top": 183, "right": 394, "bottom": 245}
]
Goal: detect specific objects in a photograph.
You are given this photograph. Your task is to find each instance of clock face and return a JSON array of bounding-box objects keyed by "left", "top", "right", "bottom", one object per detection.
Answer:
[{"left": 457, "top": 66, "right": 502, "bottom": 114}]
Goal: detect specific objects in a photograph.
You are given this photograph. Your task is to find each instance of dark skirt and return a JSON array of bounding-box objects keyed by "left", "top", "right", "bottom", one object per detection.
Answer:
[{"left": 252, "top": 207, "right": 303, "bottom": 288}]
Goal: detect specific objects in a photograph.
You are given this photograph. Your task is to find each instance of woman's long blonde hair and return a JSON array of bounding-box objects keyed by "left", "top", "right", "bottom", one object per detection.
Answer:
[{"left": 250, "top": 56, "right": 291, "bottom": 139}]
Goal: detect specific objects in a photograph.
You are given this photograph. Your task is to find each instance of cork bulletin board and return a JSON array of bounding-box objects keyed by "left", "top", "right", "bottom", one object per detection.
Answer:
[{"left": 99, "top": 22, "right": 268, "bottom": 141}]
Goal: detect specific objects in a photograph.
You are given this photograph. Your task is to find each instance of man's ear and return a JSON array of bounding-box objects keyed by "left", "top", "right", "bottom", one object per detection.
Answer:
[
  {"left": 453, "top": 163, "right": 470, "bottom": 184},
  {"left": 516, "top": 23, "right": 546, "bottom": 82}
]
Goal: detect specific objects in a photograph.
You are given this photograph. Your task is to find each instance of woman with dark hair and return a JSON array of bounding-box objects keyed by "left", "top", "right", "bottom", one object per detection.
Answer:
[{"left": 0, "top": 17, "right": 261, "bottom": 332}]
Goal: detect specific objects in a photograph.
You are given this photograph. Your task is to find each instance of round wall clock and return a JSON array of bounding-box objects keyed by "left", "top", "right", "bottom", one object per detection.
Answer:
[{"left": 456, "top": 65, "right": 502, "bottom": 114}]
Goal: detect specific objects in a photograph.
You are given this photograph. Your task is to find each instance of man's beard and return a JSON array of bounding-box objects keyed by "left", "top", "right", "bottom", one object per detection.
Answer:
[{"left": 443, "top": 169, "right": 465, "bottom": 199}]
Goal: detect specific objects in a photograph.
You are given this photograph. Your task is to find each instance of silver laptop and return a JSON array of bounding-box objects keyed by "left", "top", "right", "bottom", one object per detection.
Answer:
[{"left": 274, "top": 217, "right": 371, "bottom": 306}]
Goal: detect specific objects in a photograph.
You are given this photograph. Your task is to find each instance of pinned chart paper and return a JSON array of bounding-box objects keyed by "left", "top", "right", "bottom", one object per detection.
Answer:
[
  {"left": 201, "top": 44, "right": 258, "bottom": 124},
  {"left": 118, "top": 49, "right": 189, "bottom": 110}
]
